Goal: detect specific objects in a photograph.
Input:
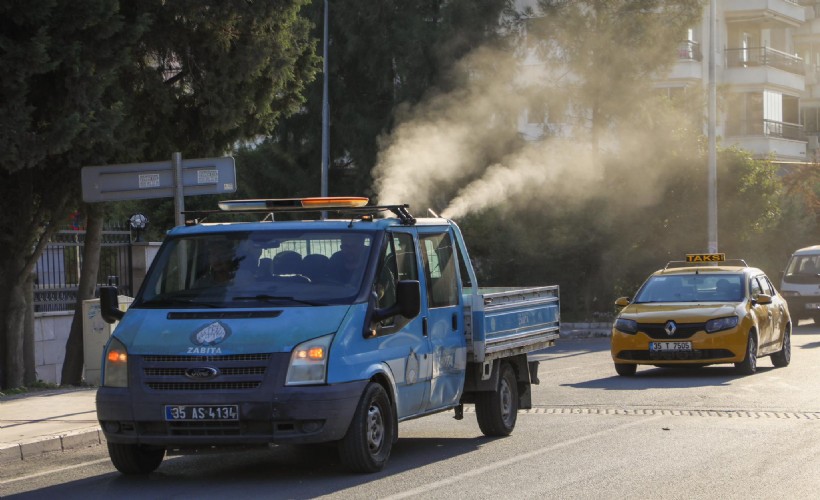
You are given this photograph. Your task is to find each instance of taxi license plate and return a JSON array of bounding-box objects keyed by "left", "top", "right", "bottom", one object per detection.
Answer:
[
  {"left": 164, "top": 405, "right": 239, "bottom": 421},
  {"left": 649, "top": 342, "right": 692, "bottom": 352}
]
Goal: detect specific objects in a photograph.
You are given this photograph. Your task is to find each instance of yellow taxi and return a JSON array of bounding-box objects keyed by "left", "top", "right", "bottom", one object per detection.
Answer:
[{"left": 611, "top": 254, "right": 792, "bottom": 376}]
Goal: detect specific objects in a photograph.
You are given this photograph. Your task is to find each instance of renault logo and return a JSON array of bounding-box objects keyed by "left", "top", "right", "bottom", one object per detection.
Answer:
[
  {"left": 664, "top": 320, "right": 677, "bottom": 336},
  {"left": 185, "top": 367, "right": 220, "bottom": 380}
]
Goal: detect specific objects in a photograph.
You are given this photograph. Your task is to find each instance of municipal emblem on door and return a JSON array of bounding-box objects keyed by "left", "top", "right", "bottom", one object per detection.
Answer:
[
  {"left": 664, "top": 320, "right": 677, "bottom": 336},
  {"left": 191, "top": 321, "right": 231, "bottom": 346}
]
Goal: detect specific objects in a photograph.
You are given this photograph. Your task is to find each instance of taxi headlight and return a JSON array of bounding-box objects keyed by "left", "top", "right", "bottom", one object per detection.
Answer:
[
  {"left": 705, "top": 316, "right": 738, "bottom": 333},
  {"left": 286, "top": 334, "right": 333, "bottom": 386},
  {"left": 614, "top": 318, "right": 638, "bottom": 334},
  {"left": 102, "top": 337, "right": 128, "bottom": 388}
]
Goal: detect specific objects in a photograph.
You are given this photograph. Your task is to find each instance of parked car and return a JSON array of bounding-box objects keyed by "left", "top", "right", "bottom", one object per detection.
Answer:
[{"left": 780, "top": 245, "right": 820, "bottom": 323}]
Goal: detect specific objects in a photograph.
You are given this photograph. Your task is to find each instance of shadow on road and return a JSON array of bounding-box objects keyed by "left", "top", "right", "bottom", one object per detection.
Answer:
[
  {"left": 563, "top": 365, "right": 777, "bottom": 391},
  {"left": 6, "top": 435, "right": 491, "bottom": 499}
]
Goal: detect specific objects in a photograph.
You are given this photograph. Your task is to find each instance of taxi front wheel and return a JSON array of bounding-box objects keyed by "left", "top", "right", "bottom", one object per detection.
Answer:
[
  {"left": 734, "top": 332, "right": 758, "bottom": 375},
  {"left": 771, "top": 326, "right": 791, "bottom": 368},
  {"left": 614, "top": 363, "right": 637, "bottom": 376}
]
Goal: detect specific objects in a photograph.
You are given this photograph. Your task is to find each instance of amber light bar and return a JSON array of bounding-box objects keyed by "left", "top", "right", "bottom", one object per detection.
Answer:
[{"left": 218, "top": 197, "right": 369, "bottom": 212}]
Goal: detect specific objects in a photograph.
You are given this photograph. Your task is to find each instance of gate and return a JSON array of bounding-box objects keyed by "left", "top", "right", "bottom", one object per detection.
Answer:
[{"left": 34, "top": 229, "right": 133, "bottom": 312}]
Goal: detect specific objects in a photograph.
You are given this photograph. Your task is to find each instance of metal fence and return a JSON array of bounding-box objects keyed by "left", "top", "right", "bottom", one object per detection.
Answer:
[{"left": 34, "top": 230, "right": 133, "bottom": 313}]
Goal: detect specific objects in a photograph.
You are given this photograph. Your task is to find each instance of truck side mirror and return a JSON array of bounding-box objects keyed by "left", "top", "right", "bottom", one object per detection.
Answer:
[
  {"left": 99, "top": 285, "right": 124, "bottom": 323},
  {"left": 372, "top": 280, "right": 421, "bottom": 323},
  {"left": 396, "top": 280, "right": 421, "bottom": 319}
]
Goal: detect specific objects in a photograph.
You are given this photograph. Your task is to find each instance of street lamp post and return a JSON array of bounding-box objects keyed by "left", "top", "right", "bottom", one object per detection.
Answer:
[{"left": 707, "top": 0, "right": 718, "bottom": 253}]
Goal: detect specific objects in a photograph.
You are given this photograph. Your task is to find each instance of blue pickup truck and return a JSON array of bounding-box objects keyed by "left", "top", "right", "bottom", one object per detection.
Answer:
[{"left": 96, "top": 197, "right": 560, "bottom": 474}]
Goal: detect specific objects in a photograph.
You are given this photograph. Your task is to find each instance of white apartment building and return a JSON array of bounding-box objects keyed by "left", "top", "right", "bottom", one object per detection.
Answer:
[
  {"left": 658, "top": 0, "right": 819, "bottom": 163},
  {"left": 517, "top": 1, "right": 820, "bottom": 163}
]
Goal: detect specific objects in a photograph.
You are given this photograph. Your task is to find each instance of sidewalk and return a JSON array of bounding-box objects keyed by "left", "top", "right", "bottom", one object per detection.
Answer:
[{"left": 0, "top": 388, "right": 102, "bottom": 464}]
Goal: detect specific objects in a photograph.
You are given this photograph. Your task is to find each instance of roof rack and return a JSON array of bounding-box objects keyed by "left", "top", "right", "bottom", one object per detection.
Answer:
[
  {"left": 182, "top": 197, "right": 417, "bottom": 226},
  {"left": 664, "top": 259, "right": 748, "bottom": 270}
]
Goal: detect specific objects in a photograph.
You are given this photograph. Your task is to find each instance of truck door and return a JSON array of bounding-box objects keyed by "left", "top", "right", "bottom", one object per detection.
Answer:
[
  {"left": 373, "top": 230, "right": 431, "bottom": 417},
  {"left": 418, "top": 229, "right": 467, "bottom": 411}
]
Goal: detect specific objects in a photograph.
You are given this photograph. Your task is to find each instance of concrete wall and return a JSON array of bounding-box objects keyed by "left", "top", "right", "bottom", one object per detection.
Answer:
[{"left": 33, "top": 311, "right": 73, "bottom": 385}]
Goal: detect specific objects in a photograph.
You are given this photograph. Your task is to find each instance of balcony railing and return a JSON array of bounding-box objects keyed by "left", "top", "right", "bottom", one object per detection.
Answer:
[
  {"left": 726, "top": 118, "right": 803, "bottom": 140},
  {"left": 725, "top": 47, "right": 804, "bottom": 75},
  {"left": 677, "top": 41, "right": 702, "bottom": 62}
]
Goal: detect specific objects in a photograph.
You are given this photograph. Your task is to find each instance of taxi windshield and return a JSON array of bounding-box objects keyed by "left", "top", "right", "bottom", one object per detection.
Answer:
[
  {"left": 633, "top": 274, "right": 744, "bottom": 303},
  {"left": 135, "top": 230, "right": 374, "bottom": 308}
]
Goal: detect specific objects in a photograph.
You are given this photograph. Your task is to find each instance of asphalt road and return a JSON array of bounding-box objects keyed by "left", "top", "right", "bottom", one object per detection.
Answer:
[{"left": 2, "top": 321, "right": 818, "bottom": 499}]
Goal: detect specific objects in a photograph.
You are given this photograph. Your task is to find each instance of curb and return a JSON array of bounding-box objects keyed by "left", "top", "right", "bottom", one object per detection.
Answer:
[
  {"left": 0, "top": 427, "right": 103, "bottom": 464},
  {"left": 560, "top": 322, "right": 612, "bottom": 339}
]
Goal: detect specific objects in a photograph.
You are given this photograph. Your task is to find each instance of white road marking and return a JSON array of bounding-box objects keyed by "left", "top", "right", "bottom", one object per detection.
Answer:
[
  {"left": 381, "top": 414, "right": 664, "bottom": 500},
  {"left": 0, "top": 458, "right": 111, "bottom": 485}
]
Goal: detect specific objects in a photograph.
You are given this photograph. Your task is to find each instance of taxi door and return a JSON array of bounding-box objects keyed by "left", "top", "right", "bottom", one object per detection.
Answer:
[
  {"left": 417, "top": 229, "right": 467, "bottom": 412},
  {"left": 749, "top": 275, "right": 774, "bottom": 349}
]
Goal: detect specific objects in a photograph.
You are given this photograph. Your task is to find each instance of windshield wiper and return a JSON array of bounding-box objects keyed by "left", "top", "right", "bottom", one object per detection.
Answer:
[{"left": 233, "top": 294, "right": 323, "bottom": 306}]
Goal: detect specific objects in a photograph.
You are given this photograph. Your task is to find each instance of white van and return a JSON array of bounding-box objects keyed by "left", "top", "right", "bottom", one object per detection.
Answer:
[{"left": 781, "top": 245, "right": 820, "bottom": 322}]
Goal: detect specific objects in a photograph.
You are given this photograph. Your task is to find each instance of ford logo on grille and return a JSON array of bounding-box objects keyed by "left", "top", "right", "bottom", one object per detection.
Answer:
[{"left": 185, "top": 367, "right": 220, "bottom": 380}]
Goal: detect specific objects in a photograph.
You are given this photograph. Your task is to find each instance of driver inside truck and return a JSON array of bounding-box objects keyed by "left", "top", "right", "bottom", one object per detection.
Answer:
[{"left": 195, "top": 241, "right": 239, "bottom": 287}]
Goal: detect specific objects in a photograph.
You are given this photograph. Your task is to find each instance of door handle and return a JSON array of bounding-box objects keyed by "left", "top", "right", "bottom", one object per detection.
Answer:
[
  {"left": 451, "top": 312, "right": 458, "bottom": 331},
  {"left": 423, "top": 317, "right": 428, "bottom": 337}
]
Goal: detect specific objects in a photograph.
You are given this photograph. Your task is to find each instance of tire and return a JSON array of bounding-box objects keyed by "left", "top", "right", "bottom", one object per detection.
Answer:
[
  {"left": 771, "top": 325, "right": 791, "bottom": 368},
  {"left": 475, "top": 363, "right": 518, "bottom": 437},
  {"left": 107, "top": 442, "right": 165, "bottom": 475},
  {"left": 615, "top": 363, "right": 637, "bottom": 376},
  {"left": 338, "top": 382, "right": 394, "bottom": 473},
  {"left": 735, "top": 331, "right": 758, "bottom": 375}
]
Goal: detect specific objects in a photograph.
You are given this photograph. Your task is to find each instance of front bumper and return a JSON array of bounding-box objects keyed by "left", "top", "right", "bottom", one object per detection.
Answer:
[
  {"left": 96, "top": 352, "right": 366, "bottom": 447},
  {"left": 783, "top": 297, "right": 820, "bottom": 319},
  {"left": 611, "top": 328, "right": 747, "bottom": 365}
]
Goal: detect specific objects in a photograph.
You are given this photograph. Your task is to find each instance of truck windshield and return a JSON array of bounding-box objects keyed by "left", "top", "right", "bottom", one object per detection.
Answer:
[
  {"left": 135, "top": 230, "right": 374, "bottom": 308},
  {"left": 633, "top": 274, "right": 744, "bottom": 303}
]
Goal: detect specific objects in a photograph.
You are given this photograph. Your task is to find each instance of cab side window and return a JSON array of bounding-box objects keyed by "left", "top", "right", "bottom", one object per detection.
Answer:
[
  {"left": 374, "top": 232, "right": 417, "bottom": 331},
  {"left": 420, "top": 232, "right": 459, "bottom": 308}
]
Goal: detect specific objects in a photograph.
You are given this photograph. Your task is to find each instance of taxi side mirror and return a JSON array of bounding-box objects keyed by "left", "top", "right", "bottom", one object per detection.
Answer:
[
  {"left": 753, "top": 293, "right": 773, "bottom": 305},
  {"left": 614, "top": 297, "right": 631, "bottom": 307}
]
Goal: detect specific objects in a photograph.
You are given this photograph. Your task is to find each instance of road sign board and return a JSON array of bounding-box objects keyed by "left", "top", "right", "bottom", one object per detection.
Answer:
[{"left": 81, "top": 156, "right": 236, "bottom": 202}]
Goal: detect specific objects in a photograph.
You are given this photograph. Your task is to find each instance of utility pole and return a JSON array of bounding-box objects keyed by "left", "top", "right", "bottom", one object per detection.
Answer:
[
  {"left": 707, "top": 0, "right": 718, "bottom": 253},
  {"left": 321, "top": 0, "right": 329, "bottom": 198}
]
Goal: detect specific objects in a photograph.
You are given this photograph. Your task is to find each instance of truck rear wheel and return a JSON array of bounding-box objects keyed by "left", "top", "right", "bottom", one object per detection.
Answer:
[
  {"left": 475, "top": 362, "right": 518, "bottom": 436},
  {"left": 338, "top": 382, "right": 394, "bottom": 473},
  {"left": 107, "top": 442, "right": 165, "bottom": 475}
]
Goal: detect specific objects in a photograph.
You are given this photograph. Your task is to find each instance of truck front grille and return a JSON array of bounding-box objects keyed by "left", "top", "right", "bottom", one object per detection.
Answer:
[{"left": 138, "top": 353, "right": 271, "bottom": 392}]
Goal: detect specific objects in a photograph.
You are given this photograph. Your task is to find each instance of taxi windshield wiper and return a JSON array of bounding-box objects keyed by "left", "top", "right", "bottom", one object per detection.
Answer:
[{"left": 233, "top": 294, "right": 323, "bottom": 306}]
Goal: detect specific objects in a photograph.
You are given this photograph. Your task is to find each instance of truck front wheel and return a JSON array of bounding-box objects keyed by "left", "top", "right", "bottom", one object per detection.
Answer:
[
  {"left": 338, "top": 382, "right": 394, "bottom": 473},
  {"left": 475, "top": 362, "right": 518, "bottom": 436},
  {"left": 107, "top": 442, "right": 165, "bottom": 475}
]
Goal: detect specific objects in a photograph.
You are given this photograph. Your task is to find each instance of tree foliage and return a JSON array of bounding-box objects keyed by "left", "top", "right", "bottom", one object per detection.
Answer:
[{"left": 0, "top": 0, "right": 319, "bottom": 389}]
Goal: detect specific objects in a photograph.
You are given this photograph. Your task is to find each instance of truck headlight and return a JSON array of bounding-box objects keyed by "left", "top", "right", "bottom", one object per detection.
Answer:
[
  {"left": 102, "top": 337, "right": 128, "bottom": 388},
  {"left": 286, "top": 334, "right": 333, "bottom": 386},
  {"left": 614, "top": 318, "right": 638, "bottom": 334},
  {"left": 705, "top": 316, "right": 738, "bottom": 333}
]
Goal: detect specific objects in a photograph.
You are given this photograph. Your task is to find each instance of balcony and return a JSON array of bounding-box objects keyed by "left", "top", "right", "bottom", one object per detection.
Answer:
[
  {"left": 664, "top": 41, "right": 704, "bottom": 82},
  {"left": 724, "top": 47, "right": 805, "bottom": 91},
  {"left": 724, "top": 0, "right": 805, "bottom": 28},
  {"left": 725, "top": 119, "right": 807, "bottom": 159}
]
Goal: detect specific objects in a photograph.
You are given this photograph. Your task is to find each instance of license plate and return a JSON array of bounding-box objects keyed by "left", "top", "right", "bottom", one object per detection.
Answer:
[
  {"left": 650, "top": 342, "right": 692, "bottom": 352},
  {"left": 164, "top": 405, "right": 239, "bottom": 421}
]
